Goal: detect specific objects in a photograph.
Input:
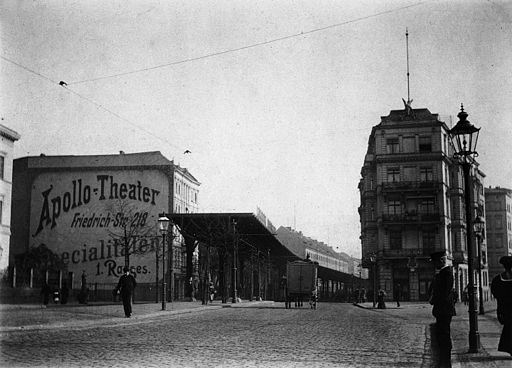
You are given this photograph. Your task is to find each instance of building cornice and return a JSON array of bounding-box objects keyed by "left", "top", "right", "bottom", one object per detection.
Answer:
[{"left": 0, "top": 124, "right": 21, "bottom": 142}]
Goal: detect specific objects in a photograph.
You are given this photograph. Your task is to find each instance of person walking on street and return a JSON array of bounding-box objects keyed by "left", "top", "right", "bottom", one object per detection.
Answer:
[
  {"left": 40, "top": 282, "right": 51, "bottom": 307},
  {"left": 115, "top": 266, "right": 137, "bottom": 318},
  {"left": 394, "top": 283, "right": 401, "bottom": 307},
  {"left": 429, "top": 251, "right": 456, "bottom": 368},
  {"left": 491, "top": 255, "right": 512, "bottom": 355},
  {"left": 377, "top": 289, "right": 386, "bottom": 309}
]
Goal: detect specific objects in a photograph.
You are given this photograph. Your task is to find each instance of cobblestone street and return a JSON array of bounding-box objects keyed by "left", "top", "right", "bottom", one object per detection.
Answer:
[{"left": 1, "top": 302, "right": 435, "bottom": 368}]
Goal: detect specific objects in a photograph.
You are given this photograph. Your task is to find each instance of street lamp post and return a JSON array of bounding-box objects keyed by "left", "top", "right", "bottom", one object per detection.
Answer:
[
  {"left": 449, "top": 104, "right": 481, "bottom": 353},
  {"left": 358, "top": 264, "right": 362, "bottom": 303},
  {"left": 474, "top": 215, "right": 485, "bottom": 315},
  {"left": 369, "top": 253, "right": 377, "bottom": 308},
  {"left": 158, "top": 214, "right": 170, "bottom": 311},
  {"left": 232, "top": 219, "right": 238, "bottom": 303}
]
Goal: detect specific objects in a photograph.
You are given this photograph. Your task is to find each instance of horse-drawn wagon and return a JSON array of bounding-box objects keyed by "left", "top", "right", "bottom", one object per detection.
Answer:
[{"left": 285, "top": 259, "right": 318, "bottom": 309}]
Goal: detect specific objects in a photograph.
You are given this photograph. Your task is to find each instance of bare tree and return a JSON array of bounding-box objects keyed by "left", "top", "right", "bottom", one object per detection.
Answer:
[{"left": 105, "top": 199, "right": 156, "bottom": 268}]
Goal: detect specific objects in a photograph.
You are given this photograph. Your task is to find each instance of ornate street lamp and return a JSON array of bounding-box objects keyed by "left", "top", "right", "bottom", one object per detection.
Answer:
[
  {"left": 158, "top": 214, "right": 170, "bottom": 311},
  {"left": 474, "top": 215, "right": 485, "bottom": 315},
  {"left": 449, "top": 104, "right": 481, "bottom": 353}
]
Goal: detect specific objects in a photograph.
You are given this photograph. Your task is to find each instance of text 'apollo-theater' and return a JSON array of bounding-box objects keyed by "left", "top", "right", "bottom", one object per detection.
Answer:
[{"left": 35, "top": 175, "right": 160, "bottom": 236}]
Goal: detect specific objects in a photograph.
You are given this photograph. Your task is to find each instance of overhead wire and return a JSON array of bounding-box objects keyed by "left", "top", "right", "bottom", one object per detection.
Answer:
[
  {"left": 0, "top": 55, "right": 188, "bottom": 156},
  {"left": 1, "top": 1, "right": 426, "bottom": 171},
  {"left": 66, "top": 1, "right": 426, "bottom": 86}
]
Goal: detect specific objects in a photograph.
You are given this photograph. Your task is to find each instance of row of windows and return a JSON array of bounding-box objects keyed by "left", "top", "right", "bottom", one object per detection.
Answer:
[
  {"left": 490, "top": 215, "right": 512, "bottom": 230},
  {"left": 386, "top": 166, "right": 434, "bottom": 183},
  {"left": 488, "top": 235, "right": 512, "bottom": 249},
  {"left": 386, "top": 198, "right": 436, "bottom": 215},
  {"left": 385, "top": 136, "right": 432, "bottom": 154},
  {"left": 388, "top": 230, "right": 436, "bottom": 250},
  {"left": 175, "top": 180, "right": 198, "bottom": 204}
]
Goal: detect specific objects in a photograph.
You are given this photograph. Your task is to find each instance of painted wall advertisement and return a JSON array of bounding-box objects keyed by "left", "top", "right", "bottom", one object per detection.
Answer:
[{"left": 30, "top": 170, "right": 169, "bottom": 284}]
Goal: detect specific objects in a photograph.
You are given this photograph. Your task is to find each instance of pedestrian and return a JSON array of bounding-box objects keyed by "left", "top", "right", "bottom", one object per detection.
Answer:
[
  {"left": 428, "top": 251, "right": 456, "bottom": 367},
  {"left": 394, "top": 283, "right": 401, "bottom": 307},
  {"left": 115, "top": 266, "right": 137, "bottom": 318},
  {"left": 462, "top": 284, "right": 469, "bottom": 306},
  {"left": 377, "top": 289, "right": 386, "bottom": 309},
  {"left": 208, "top": 281, "right": 215, "bottom": 303},
  {"left": 60, "top": 282, "right": 69, "bottom": 304},
  {"left": 40, "top": 282, "right": 51, "bottom": 307},
  {"left": 491, "top": 255, "right": 512, "bottom": 356},
  {"left": 78, "top": 270, "right": 89, "bottom": 304}
]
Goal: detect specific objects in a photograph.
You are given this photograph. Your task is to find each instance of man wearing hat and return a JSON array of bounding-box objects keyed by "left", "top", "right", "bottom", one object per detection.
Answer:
[
  {"left": 429, "top": 250, "right": 456, "bottom": 366},
  {"left": 491, "top": 255, "right": 512, "bottom": 355},
  {"left": 115, "top": 266, "right": 137, "bottom": 318}
]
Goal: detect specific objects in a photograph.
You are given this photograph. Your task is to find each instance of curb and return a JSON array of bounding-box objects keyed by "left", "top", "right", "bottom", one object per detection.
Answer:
[
  {"left": 0, "top": 305, "right": 223, "bottom": 332},
  {"left": 0, "top": 300, "right": 275, "bottom": 332}
]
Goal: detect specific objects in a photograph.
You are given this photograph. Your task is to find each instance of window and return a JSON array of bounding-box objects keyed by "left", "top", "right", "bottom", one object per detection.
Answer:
[
  {"left": 0, "top": 156, "right": 4, "bottom": 180},
  {"left": 388, "top": 200, "right": 401, "bottom": 215},
  {"left": 403, "top": 137, "right": 415, "bottom": 153},
  {"left": 386, "top": 138, "right": 399, "bottom": 154},
  {"left": 390, "top": 230, "right": 402, "bottom": 250},
  {"left": 387, "top": 167, "right": 400, "bottom": 182},
  {"left": 420, "top": 167, "right": 433, "bottom": 182},
  {"left": 422, "top": 231, "right": 436, "bottom": 249},
  {"left": 421, "top": 198, "right": 435, "bottom": 214},
  {"left": 497, "top": 236, "right": 503, "bottom": 248},
  {"left": 403, "top": 166, "right": 416, "bottom": 181},
  {"left": 496, "top": 215, "right": 503, "bottom": 229},
  {"left": 419, "top": 136, "right": 432, "bottom": 152},
  {"left": 0, "top": 200, "right": 2, "bottom": 224}
]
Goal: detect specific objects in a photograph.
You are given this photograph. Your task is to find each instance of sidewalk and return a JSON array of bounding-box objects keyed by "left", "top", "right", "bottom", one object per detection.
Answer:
[
  {"left": 0, "top": 299, "right": 274, "bottom": 333},
  {"left": 355, "top": 300, "right": 512, "bottom": 367}
]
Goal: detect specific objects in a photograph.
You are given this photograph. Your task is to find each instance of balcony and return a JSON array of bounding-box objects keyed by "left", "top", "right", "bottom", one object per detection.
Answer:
[
  {"left": 381, "top": 247, "right": 436, "bottom": 258},
  {"left": 381, "top": 180, "right": 439, "bottom": 192},
  {"left": 381, "top": 212, "right": 441, "bottom": 224}
]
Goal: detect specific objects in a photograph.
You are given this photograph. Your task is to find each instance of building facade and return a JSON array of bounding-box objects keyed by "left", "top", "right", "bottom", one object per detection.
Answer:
[
  {"left": 359, "top": 106, "right": 488, "bottom": 302},
  {"left": 0, "top": 124, "right": 21, "bottom": 273},
  {"left": 10, "top": 151, "right": 200, "bottom": 300},
  {"left": 485, "top": 186, "right": 512, "bottom": 279}
]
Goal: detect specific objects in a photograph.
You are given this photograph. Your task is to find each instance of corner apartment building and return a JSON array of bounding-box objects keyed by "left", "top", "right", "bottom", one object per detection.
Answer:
[
  {"left": 359, "top": 106, "right": 487, "bottom": 301},
  {"left": 485, "top": 186, "right": 512, "bottom": 279},
  {"left": 0, "top": 124, "right": 20, "bottom": 272}
]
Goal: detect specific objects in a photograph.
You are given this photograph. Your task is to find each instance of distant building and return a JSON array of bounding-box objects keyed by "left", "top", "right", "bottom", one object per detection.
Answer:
[
  {"left": 485, "top": 186, "right": 512, "bottom": 279},
  {"left": 275, "top": 226, "right": 365, "bottom": 300},
  {"left": 0, "top": 124, "right": 20, "bottom": 273},
  {"left": 10, "top": 151, "right": 199, "bottom": 300},
  {"left": 359, "top": 105, "right": 487, "bottom": 302}
]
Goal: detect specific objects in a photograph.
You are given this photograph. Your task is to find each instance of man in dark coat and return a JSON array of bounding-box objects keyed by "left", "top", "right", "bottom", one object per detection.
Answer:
[
  {"left": 491, "top": 255, "right": 512, "bottom": 355},
  {"left": 115, "top": 266, "right": 137, "bottom": 318},
  {"left": 429, "top": 251, "right": 456, "bottom": 367}
]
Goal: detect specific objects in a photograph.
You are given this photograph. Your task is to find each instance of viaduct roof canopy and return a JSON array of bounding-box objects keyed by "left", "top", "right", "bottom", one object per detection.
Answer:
[
  {"left": 167, "top": 212, "right": 297, "bottom": 261},
  {"left": 168, "top": 212, "right": 354, "bottom": 282}
]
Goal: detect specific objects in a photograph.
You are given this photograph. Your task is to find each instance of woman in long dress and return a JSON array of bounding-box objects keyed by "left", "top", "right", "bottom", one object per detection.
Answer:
[{"left": 491, "top": 256, "right": 512, "bottom": 355}]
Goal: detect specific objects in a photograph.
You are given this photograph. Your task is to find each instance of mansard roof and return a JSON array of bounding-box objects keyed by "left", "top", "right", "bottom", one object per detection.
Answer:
[{"left": 380, "top": 108, "right": 441, "bottom": 124}]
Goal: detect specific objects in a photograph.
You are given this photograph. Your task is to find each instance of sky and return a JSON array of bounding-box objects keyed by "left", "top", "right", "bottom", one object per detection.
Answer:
[{"left": 1, "top": 0, "right": 511, "bottom": 258}]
